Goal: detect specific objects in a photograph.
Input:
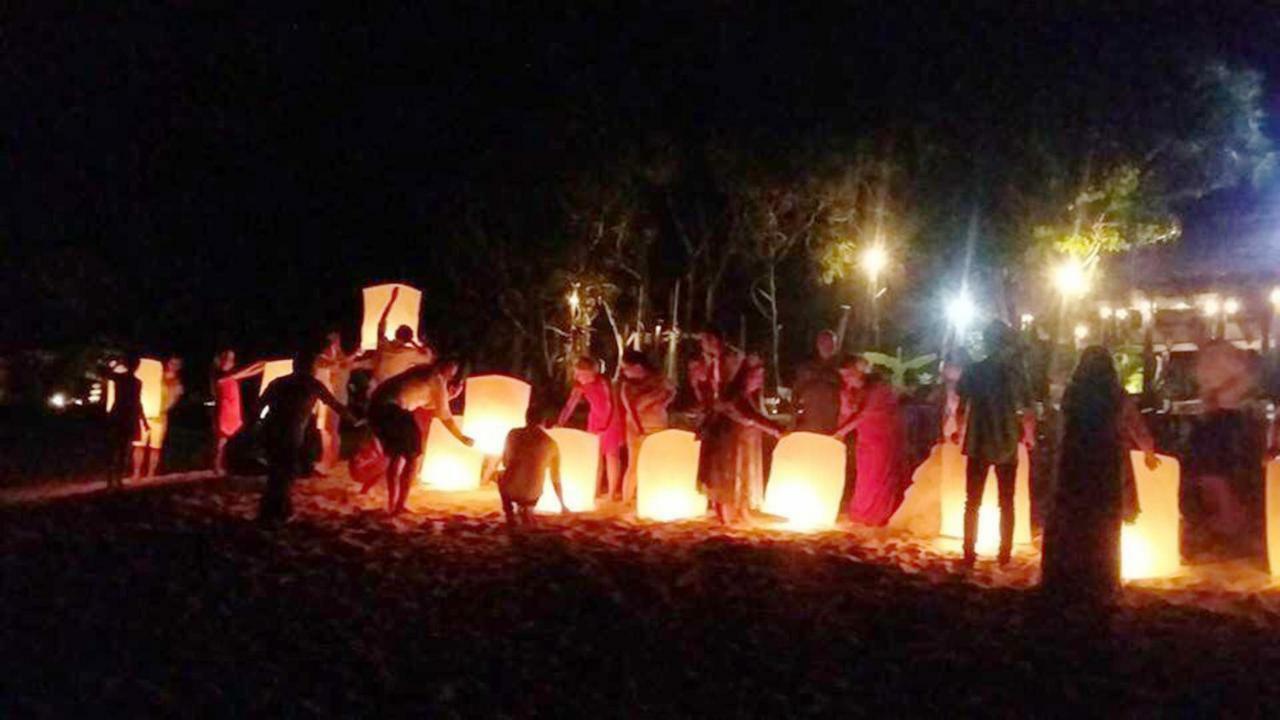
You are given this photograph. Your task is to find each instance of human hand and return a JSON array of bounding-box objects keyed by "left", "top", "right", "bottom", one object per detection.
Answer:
[
  {"left": 1144, "top": 451, "right": 1160, "bottom": 471},
  {"left": 461, "top": 436, "right": 475, "bottom": 447},
  {"left": 390, "top": 286, "right": 401, "bottom": 300}
]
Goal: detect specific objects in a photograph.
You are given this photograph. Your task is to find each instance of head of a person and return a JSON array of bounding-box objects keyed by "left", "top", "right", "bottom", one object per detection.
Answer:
[
  {"left": 164, "top": 356, "right": 183, "bottom": 375},
  {"left": 293, "top": 344, "right": 322, "bottom": 376},
  {"left": 326, "top": 330, "right": 342, "bottom": 348},
  {"left": 621, "top": 349, "right": 656, "bottom": 379},
  {"left": 215, "top": 349, "right": 236, "bottom": 372},
  {"left": 983, "top": 320, "right": 1016, "bottom": 357},
  {"left": 525, "top": 395, "right": 552, "bottom": 428},
  {"left": 121, "top": 354, "right": 141, "bottom": 373},
  {"left": 573, "top": 356, "right": 600, "bottom": 385},
  {"left": 942, "top": 348, "right": 971, "bottom": 383},
  {"left": 699, "top": 329, "right": 725, "bottom": 357},
  {"left": 394, "top": 325, "right": 414, "bottom": 343},
  {"left": 838, "top": 355, "right": 871, "bottom": 388},
  {"left": 1071, "top": 345, "right": 1119, "bottom": 389},
  {"left": 741, "top": 355, "right": 767, "bottom": 394},
  {"left": 815, "top": 330, "right": 838, "bottom": 359},
  {"left": 436, "top": 358, "right": 460, "bottom": 382}
]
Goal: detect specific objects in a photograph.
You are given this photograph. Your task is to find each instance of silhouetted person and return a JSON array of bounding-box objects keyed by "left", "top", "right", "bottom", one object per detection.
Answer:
[
  {"left": 956, "top": 321, "right": 1035, "bottom": 566},
  {"left": 369, "top": 361, "right": 472, "bottom": 514},
  {"left": 258, "top": 345, "right": 355, "bottom": 524},
  {"left": 793, "top": 329, "right": 843, "bottom": 433},
  {"left": 498, "top": 404, "right": 567, "bottom": 526},
  {"left": 1041, "top": 346, "right": 1157, "bottom": 604},
  {"left": 101, "top": 355, "right": 148, "bottom": 489}
]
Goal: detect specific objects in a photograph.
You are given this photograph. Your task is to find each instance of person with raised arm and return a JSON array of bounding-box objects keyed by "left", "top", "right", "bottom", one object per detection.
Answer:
[
  {"left": 370, "top": 286, "right": 433, "bottom": 388},
  {"left": 211, "top": 348, "right": 266, "bottom": 475}
]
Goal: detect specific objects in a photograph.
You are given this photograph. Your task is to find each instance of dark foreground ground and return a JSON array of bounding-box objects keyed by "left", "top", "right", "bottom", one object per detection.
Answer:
[{"left": 4, "top": 476, "right": 1280, "bottom": 718}]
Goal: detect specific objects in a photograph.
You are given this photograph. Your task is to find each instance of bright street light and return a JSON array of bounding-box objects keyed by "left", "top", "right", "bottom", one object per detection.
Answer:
[
  {"left": 1073, "top": 323, "right": 1089, "bottom": 341},
  {"left": 946, "top": 291, "right": 976, "bottom": 332},
  {"left": 1223, "top": 298, "right": 1240, "bottom": 316},
  {"left": 1052, "top": 258, "right": 1089, "bottom": 298},
  {"left": 861, "top": 245, "right": 888, "bottom": 281},
  {"left": 1203, "top": 297, "right": 1220, "bottom": 317}
]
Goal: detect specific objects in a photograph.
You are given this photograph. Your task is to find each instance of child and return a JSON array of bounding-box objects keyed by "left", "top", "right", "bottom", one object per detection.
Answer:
[{"left": 556, "top": 356, "right": 623, "bottom": 501}]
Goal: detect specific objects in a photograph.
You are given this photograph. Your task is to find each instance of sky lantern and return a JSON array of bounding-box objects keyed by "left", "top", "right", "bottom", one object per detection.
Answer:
[
  {"left": 106, "top": 357, "right": 163, "bottom": 420},
  {"left": 360, "top": 283, "right": 423, "bottom": 351},
  {"left": 536, "top": 427, "right": 599, "bottom": 513},
  {"left": 419, "top": 416, "right": 485, "bottom": 491},
  {"left": 258, "top": 359, "right": 293, "bottom": 397},
  {"left": 635, "top": 429, "right": 704, "bottom": 521},
  {"left": 763, "top": 431, "right": 846, "bottom": 531},
  {"left": 940, "top": 445, "right": 1032, "bottom": 554},
  {"left": 462, "top": 374, "right": 531, "bottom": 456},
  {"left": 1122, "top": 451, "right": 1182, "bottom": 581}
]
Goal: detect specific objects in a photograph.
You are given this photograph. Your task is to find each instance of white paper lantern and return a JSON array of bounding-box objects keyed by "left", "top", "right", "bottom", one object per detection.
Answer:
[
  {"left": 763, "top": 431, "right": 847, "bottom": 531},
  {"left": 462, "top": 375, "right": 531, "bottom": 456},
  {"left": 360, "top": 284, "right": 423, "bottom": 351},
  {"left": 635, "top": 429, "right": 704, "bottom": 521},
  {"left": 536, "top": 427, "right": 599, "bottom": 513},
  {"left": 1122, "top": 451, "right": 1182, "bottom": 581},
  {"left": 419, "top": 416, "right": 485, "bottom": 491}
]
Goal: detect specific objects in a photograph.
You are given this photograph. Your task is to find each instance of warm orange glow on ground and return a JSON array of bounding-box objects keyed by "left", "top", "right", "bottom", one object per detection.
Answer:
[
  {"left": 419, "top": 416, "right": 485, "bottom": 491},
  {"left": 940, "top": 445, "right": 1031, "bottom": 553},
  {"left": 1268, "top": 461, "right": 1280, "bottom": 578},
  {"left": 635, "top": 429, "right": 704, "bottom": 521},
  {"left": 537, "top": 428, "right": 599, "bottom": 513},
  {"left": 462, "top": 375, "right": 531, "bottom": 456},
  {"left": 360, "top": 284, "right": 423, "bottom": 351},
  {"left": 763, "top": 432, "right": 846, "bottom": 531},
  {"left": 1121, "top": 451, "right": 1181, "bottom": 581}
]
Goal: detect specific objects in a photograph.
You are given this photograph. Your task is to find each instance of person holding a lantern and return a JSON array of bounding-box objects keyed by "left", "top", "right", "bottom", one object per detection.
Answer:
[
  {"left": 619, "top": 349, "right": 675, "bottom": 504},
  {"left": 556, "top": 356, "right": 625, "bottom": 502},
  {"left": 139, "top": 356, "right": 184, "bottom": 478},
  {"left": 369, "top": 361, "right": 473, "bottom": 514},
  {"left": 258, "top": 344, "right": 356, "bottom": 524},
  {"left": 834, "top": 356, "right": 907, "bottom": 526},
  {"left": 211, "top": 349, "right": 266, "bottom": 475},
  {"left": 369, "top": 286, "right": 433, "bottom": 387},
  {"left": 955, "top": 321, "right": 1035, "bottom": 567},
  {"left": 793, "top": 329, "right": 843, "bottom": 433},
  {"left": 697, "top": 354, "right": 784, "bottom": 524}
]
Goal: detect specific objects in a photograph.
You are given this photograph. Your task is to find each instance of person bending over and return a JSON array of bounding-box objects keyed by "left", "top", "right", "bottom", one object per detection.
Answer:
[{"left": 258, "top": 345, "right": 356, "bottom": 524}]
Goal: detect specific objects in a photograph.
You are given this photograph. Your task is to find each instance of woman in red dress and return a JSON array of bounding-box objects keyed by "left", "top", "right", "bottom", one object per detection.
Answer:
[
  {"left": 557, "top": 356, "right": 624, "bottom": 501},
  {"left": 211, "top": 349, "right": 265, "bottom": 475},
  {"left": 834, "top": 357, "right": 907, "bottom": 526}
]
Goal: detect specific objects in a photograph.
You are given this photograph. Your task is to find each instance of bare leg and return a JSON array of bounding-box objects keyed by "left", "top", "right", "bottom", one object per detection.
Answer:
[
  {"left": 131, "top": 445, "right": 146, "bottom": 480},
  {"left": 214, "top": 436, "right": 228, "bottom": 475},
  {"left": 393, "top": 455, "right": 420, "bottom": 514},
  {"left": 501, "top": 493, "right": 517, "bottom": 526},
  {"left": 385, "top": 456, "right": 404, "bottom": 512},
  {"left": 622, "top": 432, "right": 641, "bottom": 504},
  {"left": 605, "top": 451, "right": 622, "bottom": 501},
  {"left": 146, "top": 444, "right": 161, "bottom": 477},
  {"left": 519, "top": 504, "right": 536, "bottom": 527}
]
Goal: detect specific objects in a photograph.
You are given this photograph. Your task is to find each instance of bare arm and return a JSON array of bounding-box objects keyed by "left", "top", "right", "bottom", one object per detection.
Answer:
[
  {"left": 314, "top": 380, "right": 357, "bottom": 425},
  {"left": 723, "top": 399, "right": 783, "bottom": 438},
  {"left": 556, "top": 387, "right": 583, "bottom": 427},
  {"left": 834, "top": 407, "right": 863, "bottom": 440},
  {"left": 377, "top": 286, "right": 401, "bottom": 344},
  {"left": 231, "top": 361, "right": 267, "bottom": 381}
]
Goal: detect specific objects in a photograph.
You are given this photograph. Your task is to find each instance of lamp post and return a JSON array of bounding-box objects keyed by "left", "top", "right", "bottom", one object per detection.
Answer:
[{"left": 861, "top": 245, "right": 888, "bottom": 348}]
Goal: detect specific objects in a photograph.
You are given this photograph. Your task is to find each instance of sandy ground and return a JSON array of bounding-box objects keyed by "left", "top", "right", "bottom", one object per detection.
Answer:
[{"left": 4, "top": 471, "right": 1280, "bottom": 716}]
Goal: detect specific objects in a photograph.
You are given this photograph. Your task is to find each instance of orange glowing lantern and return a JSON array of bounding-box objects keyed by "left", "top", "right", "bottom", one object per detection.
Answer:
[
  {"left": 536, "top": 427, "right": 599, "bottom": 513},
  {"left": 941, "top": 445, "right": 1032, "bottom": 554},
  {"left": 462, "top": 375, "right": 531, "bottom": 456},
  {"left": 635, "top": 429, "right": 704, "bottom": 521},
  {"left": 361, "top": 283, "right": 423, "bottom": 351},
  {"left": 106, "top": 357, "right": 163, "bottom": 419},
  {"left": 258, "top": 359, "right": 293, "bottom": 397},
  {"left": 1121, "top": 451, "right": 1181, "bottom": 581},
  {"left": 419, "top": 416, "right": 485, "bottom": 491},
  {"left": 763, "top": 432, "right": 847, "bottom": 531},
  {"left": 1268, "top": 460, "right": 1280, "bottom": 578}
]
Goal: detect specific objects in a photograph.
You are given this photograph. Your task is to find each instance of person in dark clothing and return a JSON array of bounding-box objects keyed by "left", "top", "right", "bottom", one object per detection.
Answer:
[
  {"left": 793, "top": 329, "right": 843, "bottom": 433},
  {"left": 498, "top": 404, "right": 567, "bottom": 526},
  {"left": 101, "top": 355, "right": 148, "bottom": 489},
  {"left": 955, "top": 321, "right": 1035, "bottom": 566},
  {"left": 258, "top": 345, "right": 355, "bottom": 524}
]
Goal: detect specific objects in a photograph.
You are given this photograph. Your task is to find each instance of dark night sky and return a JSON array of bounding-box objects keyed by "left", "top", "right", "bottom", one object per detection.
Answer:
[{"left": 3, "top": 3, "right": 1279, "bottom": 356}]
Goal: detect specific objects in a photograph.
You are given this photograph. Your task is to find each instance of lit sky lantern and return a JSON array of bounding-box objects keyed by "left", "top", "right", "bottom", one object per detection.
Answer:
[
  {"left": 419, "top": 416, "right": 485, "bottom": 491},
  {"left": 763, "top": 431, "right": 847, "bottom": 531},
  {"left": 258, "top": 359, "right": 293, "bottom": 397},
  {"left": 635, "top": 429, "right": 704, "bottom": 521},
  {"left": 106, "top": 357, "right": 163, "bottom": 420},
  {"left": 1268, "top": 460, "right": 1280, "bottom": 578},
  {"left": 940, "top": 444, "right": 1032, "bottom": 554},
  {"left": 1122, "top": 451, "right": 1182, "bottom": 581},
  {"left": 536, "top": 427, "right": 599, "bottom": 513},
  {"left": 462, "top": 374, "right": 531, "bottom": 456},
  {"left": 360, "top": 283, "right": 423, "bottom": 351}
]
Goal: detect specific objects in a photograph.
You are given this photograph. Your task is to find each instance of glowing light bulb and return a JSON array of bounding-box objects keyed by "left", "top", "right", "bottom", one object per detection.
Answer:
[
  {"left": 861, "top": 245, "right": 888, "bottom": 280},
  {"left": 1203, "top": 298, "right": 1220, "bottom": 317},
  {"left": 946, "top": 292, "right": 976, "bottom": 332},
  {"left": 1053, "top": 258, "right": 1089, "bottom": 298},
  {"left": 1099, "top": 306, "right": 1113, "bottom": 319},
  {"left": 1224, "top": 298, "right": 1240, "bottom": 316},
  {"left": 1073, "top": 323, "right": 1089, "bottom": 341},
  {"left": 1115, "top": 308, "right": 1130, "bottom": 321},
  {"left": 48, "top": 393, "right": 67, "bottom": 409}
]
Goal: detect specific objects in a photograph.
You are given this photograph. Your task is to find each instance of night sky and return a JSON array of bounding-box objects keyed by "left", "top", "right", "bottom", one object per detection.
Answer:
[{"left": 4, "top": 3, "right": 1279, "bottom": 356}]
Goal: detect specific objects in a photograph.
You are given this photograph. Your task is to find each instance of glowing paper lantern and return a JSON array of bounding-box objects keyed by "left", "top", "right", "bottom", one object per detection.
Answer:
[
  {"left": 888, "top": 443, "right": 942, "bottom": 535},
  {"left": 419, "top": 416, "right": 485, "bottom": 491},
  {"left": 763, "top": 432, "right": 847, "bottom": 531},
  {"left": 258, "top": 359, "right": 293, "bottom": 397},
  {"left": 941, "top": 445, "right": 1032, "bottom": 554},
  {"left": 361, "top": 283, "right": 423, "bottom": 351},
  {"left": 106, "top": 357, "right": 163, "bottom": 419},
  {"left": 1122, "top": 451, "right": 1181, "bottom": 581},
  {"left": 1268, "top": 460, "right": 1280, "bottom": 578},
  {"left": 462, "top": 375, "right": 531, "bottom": 456},
  {"left": 535, "top": 427, "right": 599, "bottom": 513},
  {"left": 635, "top": 429, "right": 704, "bottom": 521}
]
